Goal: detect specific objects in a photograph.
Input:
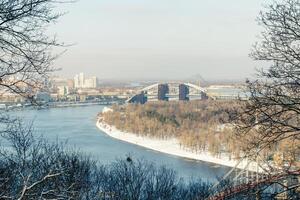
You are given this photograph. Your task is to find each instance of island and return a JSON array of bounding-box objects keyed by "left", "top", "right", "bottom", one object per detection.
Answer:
[{"left": 96, "top": 101, "right": 261, "bottom": 172}]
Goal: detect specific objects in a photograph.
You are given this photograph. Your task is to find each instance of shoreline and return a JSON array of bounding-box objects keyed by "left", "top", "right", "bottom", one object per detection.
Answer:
[
  {"left": 96, "top": 112, "right": 261, "bottom": 172},
  {"left": 3, "top": 102, "right": 115, "bottom": 111}
]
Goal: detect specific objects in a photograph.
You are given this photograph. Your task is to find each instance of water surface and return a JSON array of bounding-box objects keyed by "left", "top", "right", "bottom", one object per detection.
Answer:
[{"left": 8, "top": 105, "right": 231, "bottom": 182}]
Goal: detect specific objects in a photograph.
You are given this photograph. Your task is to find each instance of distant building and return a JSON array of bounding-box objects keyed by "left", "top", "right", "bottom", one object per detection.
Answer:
[
  {"left": 79, "top": 73, "right": 84, "bottom": 88},
  {"left": 84, "top": 76, "right": 97, "bottom": 88},
  {"left": 74, "top": 73, "right": 98, "bottom": 89},
  {"left": 77, "top": 88, "right": 99, "bottom": 95},
  {"left": 51, "top": 77, "right": 68, "bottom": 87},
  {"left": 74, "top": 73, "right": 85, "bottom": 88},
  {"left": 92, "top": 76, "right": 97, "bottom": 88},
  {"left": 74, "top": 74, "right": 80, "bottom": 88},
  {"left": 0, "top": 92, "right": 25, "bottom": 103}
]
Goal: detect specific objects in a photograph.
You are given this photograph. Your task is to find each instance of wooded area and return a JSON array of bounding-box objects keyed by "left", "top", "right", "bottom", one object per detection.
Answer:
[
  {"left": 101, "top": 100, "right": 300, "bottom": 169},
  {"left": 101, "top": 100, "right": 242, "bottom": 158}
]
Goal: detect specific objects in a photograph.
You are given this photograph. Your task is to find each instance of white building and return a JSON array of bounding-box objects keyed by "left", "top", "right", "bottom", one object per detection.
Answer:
[
  {"left": 74, "top": 74, "right": 80, "bottom": 88},
  {"left": 74, "top": 73, "right": 98, "bottom": 89},
  {"left": 92, "top": 76, "right": 97, "bottom": 88},
  {"left": 84, "top": 76, "right": 97, "bottom": 88},
  {"left": 79, "top": 73, "right": 84, "bottom": 88}
]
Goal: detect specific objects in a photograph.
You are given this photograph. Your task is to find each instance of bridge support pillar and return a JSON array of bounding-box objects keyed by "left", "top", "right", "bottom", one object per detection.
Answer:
[
  {"left": 179, "top": 84, "right": 189, "bottom": 101},
  {"left": 158, "top": 84, "right": 169, "bottom": 101}
]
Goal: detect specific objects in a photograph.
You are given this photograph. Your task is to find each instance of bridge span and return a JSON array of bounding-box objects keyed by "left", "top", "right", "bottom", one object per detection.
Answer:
[{"left": 127, "top": 82, "right": 209, "bottom": 104}]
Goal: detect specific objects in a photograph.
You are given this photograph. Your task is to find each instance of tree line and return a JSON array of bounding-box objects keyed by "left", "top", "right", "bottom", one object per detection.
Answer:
[
  {"left": 0, "top": 119, "right": 221, "bottom": 199},
  {"left": 0, "top": 119, "right": 281, "bottom": 199},
  {"left": 101, "top": 100, "right": 300, "bottom": 170},
  {"left": 101, "top": 100, "right": 243, "bottom": 158}
]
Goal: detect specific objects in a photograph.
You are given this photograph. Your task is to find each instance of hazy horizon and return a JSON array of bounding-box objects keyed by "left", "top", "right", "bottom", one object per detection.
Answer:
[{"left": 51, "top": 0, "right": 269, "bottom": 81}]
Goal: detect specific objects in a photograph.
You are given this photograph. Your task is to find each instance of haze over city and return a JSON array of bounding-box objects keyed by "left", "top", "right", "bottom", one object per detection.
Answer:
[
  {"left": 51, "top": 0, "right": 267, "bottom": 81},
  {"left": 1, "top": 0, "right": 300, "bottom": 198}
]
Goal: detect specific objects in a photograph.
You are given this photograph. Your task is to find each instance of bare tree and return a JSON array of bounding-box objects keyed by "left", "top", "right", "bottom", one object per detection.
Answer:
[
  {"left": 0, "top": 0, "right": 65, "bottom": 100},
  {"left": 235, "top": 0, "right": 300, "bottom": 198},
  {"left": 95, "top": 157, "right": 214, "bottom": 200},
  {"left": 0, "top": 1, "right": 80, "bottom": 198},
  {"left": 237, "top": 0, "right": 300, "bottom": 162},
  {"left": 0, "top": 121, "right": 215, "bottom": 199},
  {"left": 0, "top": 120, "right": 91, "bottom": 199}
]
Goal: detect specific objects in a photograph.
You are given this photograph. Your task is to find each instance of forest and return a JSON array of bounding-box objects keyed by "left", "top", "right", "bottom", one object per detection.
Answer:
[
  {"left": 101, "top": 100, "right": 242, "bottom": 158},
  {"left": 101, "top": 100, "right": 300, "bottom": 168}
]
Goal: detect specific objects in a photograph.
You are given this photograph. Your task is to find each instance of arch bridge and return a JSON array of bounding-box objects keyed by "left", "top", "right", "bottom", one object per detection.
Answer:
[{"left": 127, "top": 82, "right": 209, "bottom": 104}]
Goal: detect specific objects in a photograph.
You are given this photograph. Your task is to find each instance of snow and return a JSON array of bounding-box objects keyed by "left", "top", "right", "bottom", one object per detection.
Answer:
[
  {"left": 96, "top": 108, "right": 262, "bottom": 172},
  {"left": 102, "top": 107, "right": 113, "bottom": 113}
]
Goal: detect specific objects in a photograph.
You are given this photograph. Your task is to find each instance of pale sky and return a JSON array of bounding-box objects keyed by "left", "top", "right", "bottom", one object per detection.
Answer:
[{"left": 51, "top": 0, "right": 268, "bottom": 81}]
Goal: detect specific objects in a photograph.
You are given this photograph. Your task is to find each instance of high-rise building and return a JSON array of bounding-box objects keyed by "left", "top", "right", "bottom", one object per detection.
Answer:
[
  {"left": 79, "top": 73, "right": 84, "bottom": 88},
  {"left": 74, "top": 74, "right": 80, "bottom": 88},
  {"left": 84, "top": 78, "right": 91, "bottom": 88},
  {"left": 91, "top": 76, "right": 97, "bottom": 88},
  {"left": 74, "top": 73, "right": 98, "bottom": 89},
  {"left": 84, "top": 76, "right": 97, "bottom": 88}
]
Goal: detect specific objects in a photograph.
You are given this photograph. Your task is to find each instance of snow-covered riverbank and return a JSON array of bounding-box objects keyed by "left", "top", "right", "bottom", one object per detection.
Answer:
[{"left": 96, "top": 108, "right": 261, "bottom": 172}]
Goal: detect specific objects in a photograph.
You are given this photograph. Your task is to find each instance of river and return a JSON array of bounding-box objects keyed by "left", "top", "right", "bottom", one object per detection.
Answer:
[{"left": 7, "top": 105, "right": 231, "bottom": 182}]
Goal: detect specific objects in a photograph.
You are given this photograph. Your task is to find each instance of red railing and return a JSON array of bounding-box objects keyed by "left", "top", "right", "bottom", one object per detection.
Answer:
[{"left": 208, "top": 170, "right": 300, "bottom": 200}]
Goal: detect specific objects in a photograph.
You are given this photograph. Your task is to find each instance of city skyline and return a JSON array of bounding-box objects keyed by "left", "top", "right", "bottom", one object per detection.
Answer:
[
  {"left": 74, "top": 73, "right": 98, "bottom": 89},
  {"left": 50, "top": 0, "right": 268, "bottom": 81}
]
